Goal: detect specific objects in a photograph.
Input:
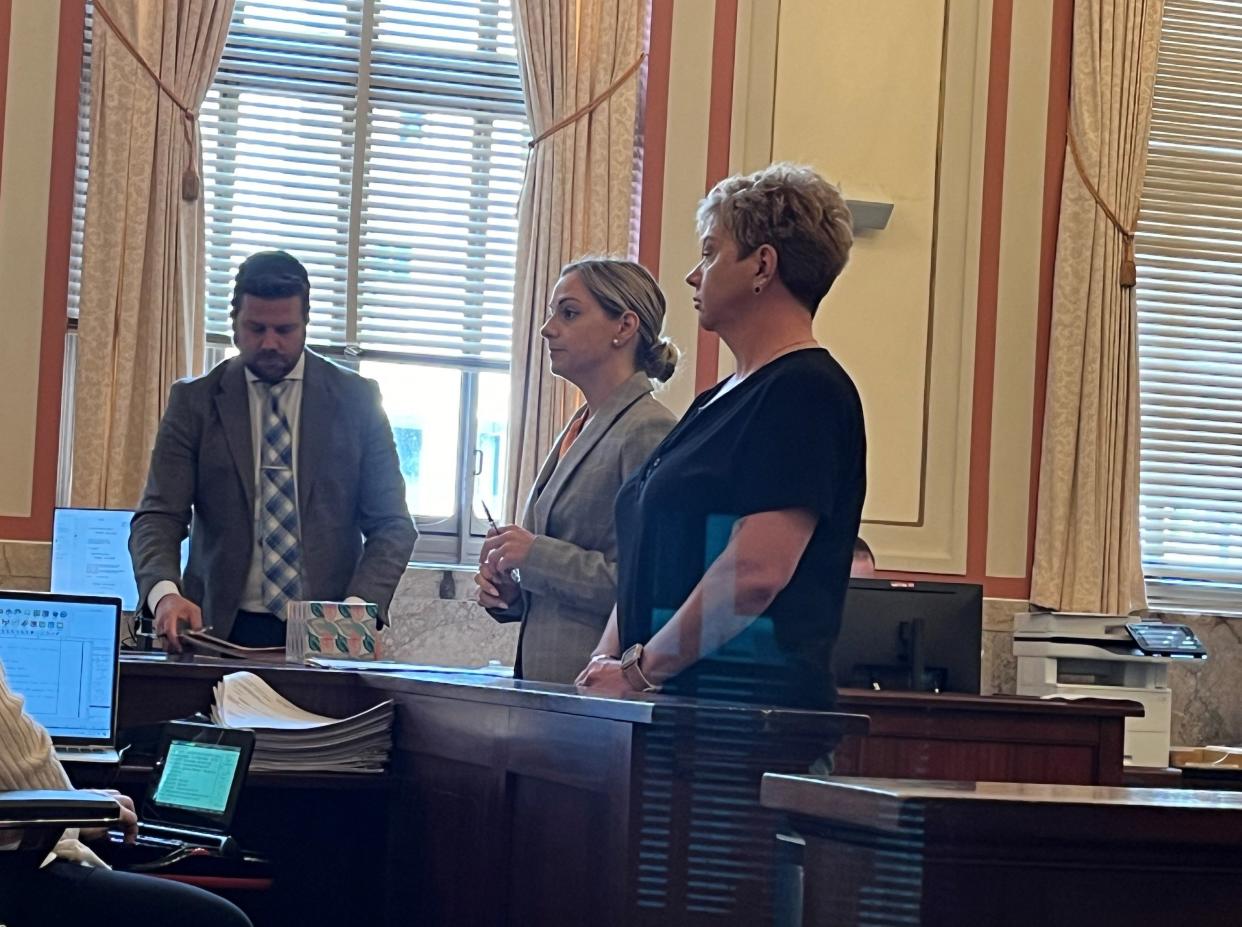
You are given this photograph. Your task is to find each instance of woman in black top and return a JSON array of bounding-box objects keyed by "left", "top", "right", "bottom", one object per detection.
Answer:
[{"left": 575, "top": 163, "right": 866, "bottom": 710}]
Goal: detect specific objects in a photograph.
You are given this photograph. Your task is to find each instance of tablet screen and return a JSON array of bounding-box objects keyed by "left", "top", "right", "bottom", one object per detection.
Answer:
[
  {"left": 141, "top": 722, "right": 254, "bottom": 833},
  {"left": 153, "top": 740, "right": 244, "bottom": 815}
]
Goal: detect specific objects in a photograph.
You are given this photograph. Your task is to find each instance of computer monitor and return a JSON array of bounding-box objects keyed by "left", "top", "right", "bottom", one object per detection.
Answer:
[
  {"left": 0, "top": 590, "right": 121, "bottom": 745},
  {"left": 833, "top": 578, "right": 983, "bottom": 694},
  {"left": 51, "top": 508, "right": 188, "bottom": 613}
]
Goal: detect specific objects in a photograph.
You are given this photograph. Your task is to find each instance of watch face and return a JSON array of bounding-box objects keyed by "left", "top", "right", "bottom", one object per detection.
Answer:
[{"left": 621, "top": 643, "right": 642, "bottom": 668}]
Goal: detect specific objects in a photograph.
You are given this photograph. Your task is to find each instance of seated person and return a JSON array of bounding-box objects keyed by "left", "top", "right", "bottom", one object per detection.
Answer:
[
  {"left": 851, "top": 537, "right": 877, "bottom": 577},
  {"left": 130, "top": 250, "right": 417, "bottom": 650},
  {"left": 0, "top": 660, "right": 250, "bottom": 926}
]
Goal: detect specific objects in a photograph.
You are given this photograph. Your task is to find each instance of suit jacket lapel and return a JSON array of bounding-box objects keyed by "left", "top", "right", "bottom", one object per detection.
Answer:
[
  {"left": 531, "top": 372, "right": 654, "bottom": 534},
  {"left": 298, "top": 351, "right": 333, "bottom": 516},
  {"left": 215, "top": 358, "right": 255, "bottom": 516},
  {"left": 522, "top": 431, "right": 567, "bottom": 532}
]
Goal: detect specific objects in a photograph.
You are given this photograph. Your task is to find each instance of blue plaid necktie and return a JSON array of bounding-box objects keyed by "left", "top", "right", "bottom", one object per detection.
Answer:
[{"left": 260, "top": 380, "right": 302, "bottom": 616}]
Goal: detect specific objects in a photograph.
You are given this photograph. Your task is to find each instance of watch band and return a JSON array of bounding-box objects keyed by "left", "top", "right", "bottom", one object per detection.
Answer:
[{"left": 621, "top": 647, "right": 659, "bottom": 692}]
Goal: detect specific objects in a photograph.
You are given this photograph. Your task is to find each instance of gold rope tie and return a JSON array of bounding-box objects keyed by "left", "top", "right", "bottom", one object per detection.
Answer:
[
  {"left": 1068, "top": 124, "right": 1137, "bottom": 288},
  {"left": 94, "top": 2, "right": 201, "bottom": 202},
  {"left": 527, "top": 53, "right": 647, "bottom": 150}
]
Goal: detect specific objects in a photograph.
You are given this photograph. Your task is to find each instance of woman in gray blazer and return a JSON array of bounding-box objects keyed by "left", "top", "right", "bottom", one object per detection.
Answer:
[{"left": 475, "top": 258, "right": 678, "bottom": 683}]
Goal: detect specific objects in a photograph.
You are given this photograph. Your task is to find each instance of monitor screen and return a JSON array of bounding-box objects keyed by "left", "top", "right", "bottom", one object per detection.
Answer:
[
  {"left": 0, "top": 592, "right": 120, "bottom": 741},
  {"left": 51, "top": 508, "right": 188, "bottom": 613},
  {"left": 833, "top": 579, "right": 983, "bottom": 694},
  {"left": 153, "top": 740, "right": 245, "bottom": 814}
]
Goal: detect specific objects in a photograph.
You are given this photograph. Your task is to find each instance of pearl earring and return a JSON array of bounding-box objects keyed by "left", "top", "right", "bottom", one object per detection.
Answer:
[{"left": 612, "top": 339, "right": 620, "bottom": 346}]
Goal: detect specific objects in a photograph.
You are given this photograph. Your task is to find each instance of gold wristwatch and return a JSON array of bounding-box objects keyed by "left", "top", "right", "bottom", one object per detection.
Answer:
[{"left": 620, "top": 643, "right": 659, "bottom": 692}]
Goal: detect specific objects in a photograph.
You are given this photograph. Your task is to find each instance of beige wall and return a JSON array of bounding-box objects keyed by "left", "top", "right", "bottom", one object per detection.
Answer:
[
  {"left": 0, "top": 0, "right": 1055, "bottom": 585},
  {"left": 0, "top": 0, "right": 60, "bottom": 517},
  {"left": 986, "top": 0, "right": 1055, "bottom": 580},
  {"left": 714, "top": 0, "right": 1056, "bottom": 581}
]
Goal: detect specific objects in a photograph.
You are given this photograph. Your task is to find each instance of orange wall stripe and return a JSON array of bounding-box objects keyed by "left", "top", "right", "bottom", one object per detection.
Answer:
[
  {"left": 637, "top": 0, "right": 674, "bottom": 276},
  {"left": 0, "top": 0, "right": 84, "bottom": 541},
  {"left": 0, "top": 0, "right": 12, "bottom": 196},
  {"left": 963, "top": 0, "right": 1014, "bottom": 586},
  {"left": 693, "top": 0, "right": 739, "bottom": 395}
]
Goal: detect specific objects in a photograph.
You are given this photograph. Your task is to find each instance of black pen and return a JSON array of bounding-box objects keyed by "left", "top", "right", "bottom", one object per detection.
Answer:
[{"left": 479, "top": 499, "right": 521, "bottom": 584}]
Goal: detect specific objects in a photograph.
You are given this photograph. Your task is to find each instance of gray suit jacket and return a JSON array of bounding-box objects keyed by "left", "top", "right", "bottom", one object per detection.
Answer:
[
  {"left": 491, "top": 372, "right": 676, "bottom": 683},
  {"left": 130, "top": 350, "right": 417, "bottom": 638}
]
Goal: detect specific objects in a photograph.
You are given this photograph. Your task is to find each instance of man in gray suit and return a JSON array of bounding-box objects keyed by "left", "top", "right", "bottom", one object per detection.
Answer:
[{"left": 130, "top": 250, "right": 417, "bottom": 650}]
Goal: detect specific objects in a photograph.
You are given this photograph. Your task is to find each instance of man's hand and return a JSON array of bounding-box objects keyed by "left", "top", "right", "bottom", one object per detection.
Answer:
[
  {"left": 80, "top": 789, "right": 137, "bottom": 844},
  {"left": 474, "top": 558, "right": 520, "bottom": 610},
  {"left": 153, "top": 593, "right": 203, "bottom": 653},
  {"left": 479, "top": 525, "right": 536, "bottom": 575}
]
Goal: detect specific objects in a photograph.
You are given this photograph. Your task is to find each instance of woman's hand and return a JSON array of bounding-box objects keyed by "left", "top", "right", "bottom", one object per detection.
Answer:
[
  {"left": 474, "top": 558, "right": 521, "bottom": 609},
  {"left": 479, "top": 525, "right": 537, "bottom": 575},
  {"left": 80, "top": 789, "right": 137, "bottom": 844},
  {"left": 573, "top": 652, "right": 614, "bottom": 686},
  {"left": 575, "top": 656, "right": 634, "bottom": 697}
]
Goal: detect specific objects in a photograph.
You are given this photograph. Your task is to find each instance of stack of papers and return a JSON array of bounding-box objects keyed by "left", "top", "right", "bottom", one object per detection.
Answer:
[{"left": 210, "top": 671, "right": 393, "bottom": 774}]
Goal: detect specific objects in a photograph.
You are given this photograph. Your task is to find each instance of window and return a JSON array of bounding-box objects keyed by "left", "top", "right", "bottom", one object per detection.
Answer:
[
  {"left": 72, "top": 0, "right": 529, "bottom": 563},
  {"left": 1136, "top": 0, "right": 1242, "bottom": 613}
]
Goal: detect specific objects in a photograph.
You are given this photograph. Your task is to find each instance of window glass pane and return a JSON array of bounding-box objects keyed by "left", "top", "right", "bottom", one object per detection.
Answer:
[
  {"left": 361, "top": 360, "right": 460, "bottom": 520},
  {"left": 474, "top": 370, "right": 509, "bottom": 526}
]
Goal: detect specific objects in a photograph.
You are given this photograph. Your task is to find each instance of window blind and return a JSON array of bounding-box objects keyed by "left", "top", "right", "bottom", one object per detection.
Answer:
[
  {"left": 1136, "top": 0, "right": 1242, "bottom": 614},
  {"left": 200, "top": 0, "right": 527, "bottom": 366}
]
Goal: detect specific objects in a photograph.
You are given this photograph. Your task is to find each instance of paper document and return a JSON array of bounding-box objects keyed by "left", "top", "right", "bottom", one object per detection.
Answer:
[
  {"left": 212, "top": 672, "right": 337, "bottom": 729},
  {"left": 210, "top": 671, "right": 395, "bottom": 773},
  {"left": 305, "top": 658, "right": 513, "bottom": 677}
]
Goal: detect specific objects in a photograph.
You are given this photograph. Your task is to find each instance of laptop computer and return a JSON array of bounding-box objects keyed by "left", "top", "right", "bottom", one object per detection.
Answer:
[
  {"left": 0, "top": 590, "right": 122, "bottom": 763},
  {"left": 50, "top": 507, "right": 189, "bottom": 615},
  {"left": 124, "top": 722, "right": 255, "bottom": 853}
]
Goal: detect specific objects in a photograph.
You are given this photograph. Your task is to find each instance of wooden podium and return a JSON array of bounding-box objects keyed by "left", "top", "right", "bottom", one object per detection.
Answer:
[{"left": 114, "top": 656, "right": 867, "bottom": 927}]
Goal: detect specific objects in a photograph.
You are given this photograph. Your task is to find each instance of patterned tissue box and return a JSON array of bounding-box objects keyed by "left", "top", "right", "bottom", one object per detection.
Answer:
[{"left": 285, "top": 601, "right": 384, "bottom": 663}]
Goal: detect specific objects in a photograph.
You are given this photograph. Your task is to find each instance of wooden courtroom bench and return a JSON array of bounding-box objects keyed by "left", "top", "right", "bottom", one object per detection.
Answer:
[{"left": 762, "top": 774, "right": 1242, "bottom": 927}]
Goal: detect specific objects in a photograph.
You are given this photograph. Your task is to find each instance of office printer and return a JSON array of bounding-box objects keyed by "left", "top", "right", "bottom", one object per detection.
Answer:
[{"left": 1013, "top": 612, "right": 1207, "bottom": 767}]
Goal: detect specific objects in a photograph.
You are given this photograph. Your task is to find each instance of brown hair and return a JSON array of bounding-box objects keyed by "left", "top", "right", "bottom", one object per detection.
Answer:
[{"left": 696, "top": 163, "right": 853, "bottom": 316}]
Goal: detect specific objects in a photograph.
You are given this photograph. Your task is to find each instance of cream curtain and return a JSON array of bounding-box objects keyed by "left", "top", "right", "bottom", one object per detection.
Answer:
[
  {"left": 71, "top": 0, "right": 233, "bottom": 509},
  {"left": 1030, "top": 0, "right": 1164, "bottom": 613},
  {"left": 504, "top": 0, "right": 648, "bottom": 521}
]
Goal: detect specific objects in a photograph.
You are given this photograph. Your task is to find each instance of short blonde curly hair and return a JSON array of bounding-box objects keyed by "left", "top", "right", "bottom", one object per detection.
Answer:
[{"left": 696, "top": 163, "right": 853, "bottom": 315}]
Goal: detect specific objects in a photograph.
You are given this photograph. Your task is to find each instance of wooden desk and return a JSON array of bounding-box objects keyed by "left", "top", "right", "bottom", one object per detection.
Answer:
[
  {"left": 1126, "top": 764, "right": 1242, "bottom": 791},
  {"left": 112, "top": 656, "right": 867, "bottom": 927},
  {"left": 834, "top": 689, "right": 1142, "bottom": 785},
  {"left": 762, "top": 774, "right": 1242, "bottom": 927}
]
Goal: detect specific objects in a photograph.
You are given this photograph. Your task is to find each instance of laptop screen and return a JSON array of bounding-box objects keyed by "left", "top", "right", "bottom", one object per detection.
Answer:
[
  {"left": 0, "top": 592, "right": 120, "bottom": 742},
  {"left": 51, "top": 508, "right": 189, "bottom": 613}
]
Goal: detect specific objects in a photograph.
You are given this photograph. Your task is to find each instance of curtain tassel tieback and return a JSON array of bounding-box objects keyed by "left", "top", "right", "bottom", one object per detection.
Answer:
[
  {"left": 95, "top": 2, "right": 201, "bottom": 203},
  {"left": 1068, "top": 123, "right": 1137, "bottom": 289},
  {"left": 527, "top": 53, "right": 647, "bottom": 150}
]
